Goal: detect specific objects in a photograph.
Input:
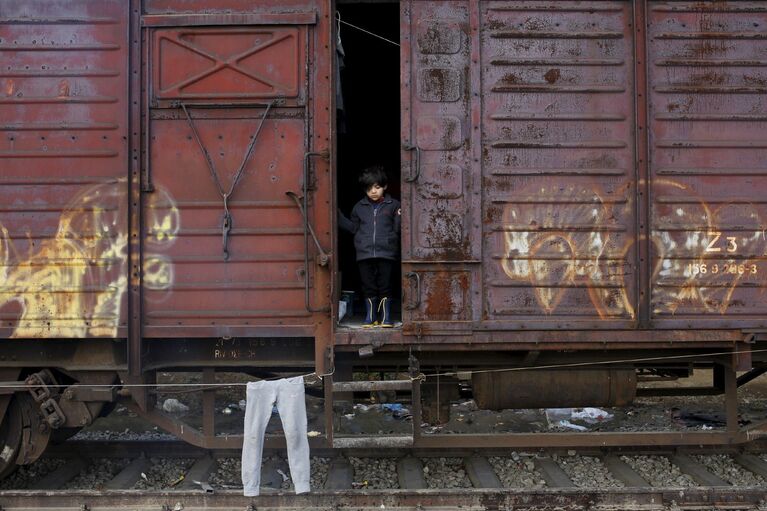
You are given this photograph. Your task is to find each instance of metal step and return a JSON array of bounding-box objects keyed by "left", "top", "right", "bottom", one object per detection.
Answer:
[
  {"left": 332, "top": 435, "right": 414, "bottom": 449},
  {"left": 332, "top": 380, "right": 413, "bottom": 393}
]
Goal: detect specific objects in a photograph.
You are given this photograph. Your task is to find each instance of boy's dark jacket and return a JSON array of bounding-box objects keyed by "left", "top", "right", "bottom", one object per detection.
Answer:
[{"left": 338, "top": 194, "right": 401, "bottom": 261}]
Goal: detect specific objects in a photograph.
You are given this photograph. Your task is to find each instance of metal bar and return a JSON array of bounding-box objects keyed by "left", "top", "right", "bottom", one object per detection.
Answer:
[
  {"left": 411, "top": 376, "right": 422, "bottom": 444},
  {"left": 5, "top": 488, "right": 767, "bottom": 510},
  {"left": 412, "top": 431, "right": 750, "bottom": 449},
  {"left": 332, "top": 380, "right": 413, "bottom": 392},
  {"left": 737, "top": 366, "right": 767, "bottom": 387},
  {"left": 724, "top": 361, "right": 739, "bottom": 435},
  {"left": 637, "top": 386, "right": 721, "bottom": 397},
  {"left": 332, "top": 436, "right": 414, "bottom": 449},
  {"left": 202, "top": 368, "right": 215, "bottom": 438},
  {"left": 127, "top": 0, "right": 143, "bottom": 378},
  {"left": 141, "top": 12, "right": 318, "bottom": 27},
  {"left": 0, "top": 382, "right": 27, "bottom": 395},
  {"left": 634, "top": 0, "right": 651, "bottom": 327},
  {"left": 167, "top": 100, "right": 287, "bottom": 109},
  {"left": 141, "top": 21, "right": 153, "bottom": 192},
  {"left": 323, "top": 351, "right": 334, "bottom": 449}
]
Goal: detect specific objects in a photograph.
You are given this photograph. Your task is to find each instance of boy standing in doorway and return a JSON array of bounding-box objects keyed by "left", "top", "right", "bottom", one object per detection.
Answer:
[{"left": 338, "top": 166, "right": 400, "bottom": 327}]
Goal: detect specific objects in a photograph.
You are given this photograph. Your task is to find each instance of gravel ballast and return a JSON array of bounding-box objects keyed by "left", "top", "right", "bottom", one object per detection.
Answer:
[
  {"left": 422, "top": 457, "right": 472, "bottom": 489},
  {"left": 557, "top": 455, "right": 624, "bottom": 488},
  {"left": 620, "top": 455, "right": 696, "bottom": 487},
  {"left": 133, "top": 457, "right": 195, "bottom": 490},
  {"left": 63, "top": 458, "right": 131, "bottom": 489},
  {"left": 694, "top": 455, "right": 765, "bottom": 486},
  {"left": 0, "top": 458, "right": 65, "bottom": 490},
  {"left": 489, "top": 454, "right": 545, "bottom": 488},
  {"left": 349, "top": 457, "right": 399, "bottom": 489}
]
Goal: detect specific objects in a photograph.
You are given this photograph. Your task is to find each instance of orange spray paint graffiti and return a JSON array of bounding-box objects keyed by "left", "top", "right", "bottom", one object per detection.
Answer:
[
  {"left": 0, "top": 180, "right": 179, "bottom": 338},
  {"left": 500, "top": 180, "right": 767, "bottom": 318}
]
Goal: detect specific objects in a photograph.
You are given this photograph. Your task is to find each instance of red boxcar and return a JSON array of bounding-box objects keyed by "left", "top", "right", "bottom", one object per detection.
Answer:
[{"left": 0, "top": 0, "right": 765, "bottom": 468}]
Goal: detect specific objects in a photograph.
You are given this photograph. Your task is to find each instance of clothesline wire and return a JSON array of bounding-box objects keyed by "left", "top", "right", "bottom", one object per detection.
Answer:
[
  {"left": 0, "top": 347, "right": 762, "bottom": 390},
  {"left": 423, "top": 347, "right": 767, "bottom": 379},
  {"left": 337, "top": 16, "right": 400, "bottom": 48}
]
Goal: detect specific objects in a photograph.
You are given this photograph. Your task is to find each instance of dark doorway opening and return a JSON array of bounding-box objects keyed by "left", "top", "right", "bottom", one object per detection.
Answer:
[{"left": 335, "top": 2, "right": 401, "bottom": 328}]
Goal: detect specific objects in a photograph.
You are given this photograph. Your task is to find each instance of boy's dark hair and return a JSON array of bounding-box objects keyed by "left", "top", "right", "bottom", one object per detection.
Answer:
[{"left": 358, "top": 166, "right": 388, "bottom": 190}]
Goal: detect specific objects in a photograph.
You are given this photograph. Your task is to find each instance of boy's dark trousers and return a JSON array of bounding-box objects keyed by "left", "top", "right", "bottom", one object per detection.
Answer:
[{"left": 358, "top": 258, "right": 394, "bottom": 299}]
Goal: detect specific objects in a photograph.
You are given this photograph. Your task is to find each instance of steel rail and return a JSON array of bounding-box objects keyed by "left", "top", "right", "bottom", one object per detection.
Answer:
[{"left": 2, "top": 487, "right": 767, "bottom": 511}]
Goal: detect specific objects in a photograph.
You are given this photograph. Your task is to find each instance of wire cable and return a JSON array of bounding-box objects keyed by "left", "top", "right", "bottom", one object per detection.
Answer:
[{"left": 338, "top": 16, "right": 399, "bottom": 47}]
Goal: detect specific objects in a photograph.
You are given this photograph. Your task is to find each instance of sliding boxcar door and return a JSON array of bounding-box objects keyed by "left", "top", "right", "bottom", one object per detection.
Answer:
[
  {"left": 142, "top": 4, "right": 332, "bottom": 347},
  {"left": 400, "top": 1, "right": 482, "bottom": 339}
]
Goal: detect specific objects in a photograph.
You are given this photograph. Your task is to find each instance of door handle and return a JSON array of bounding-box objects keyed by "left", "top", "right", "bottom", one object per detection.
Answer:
[
  {"left": 403, "top": 143, "right": 421, "bottom": 183},
  {"left": 405, "top": 271, "right": 421, "bottom": 310},
  {"left": 287, "top": 150, "right": 330, "bottom": 314}
]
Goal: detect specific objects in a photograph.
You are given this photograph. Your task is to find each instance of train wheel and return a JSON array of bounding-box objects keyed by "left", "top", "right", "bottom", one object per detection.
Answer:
[
  {"left": 0, "top": 396, "right": 23, "bottom": 479},
  {"left": 15, "top": 393, "right": 51, "bottom": 465}
]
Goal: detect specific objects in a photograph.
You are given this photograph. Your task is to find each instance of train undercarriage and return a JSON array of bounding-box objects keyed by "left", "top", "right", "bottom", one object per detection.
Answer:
[{"left": 0, "top": 335, "right": 765, "bottom": 478}]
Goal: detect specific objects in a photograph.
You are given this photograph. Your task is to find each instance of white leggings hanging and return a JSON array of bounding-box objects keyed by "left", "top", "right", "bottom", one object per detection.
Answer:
[{"left": 241, "top": 376, "right": 310, "bottom": 496}]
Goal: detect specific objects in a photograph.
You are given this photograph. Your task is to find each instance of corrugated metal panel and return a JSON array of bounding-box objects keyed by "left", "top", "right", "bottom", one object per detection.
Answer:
[
  {"left": 648, "top": 1, "right": 767, "bottom": 327},
  {"left": 481, "top": 1, "right": 638, "bottom": 328},
  {"left": 142, "top": 6, "right": 332, "bottom": 338},
  {"left": 0, "top": 1, "right": 129, "bottom": 338}
]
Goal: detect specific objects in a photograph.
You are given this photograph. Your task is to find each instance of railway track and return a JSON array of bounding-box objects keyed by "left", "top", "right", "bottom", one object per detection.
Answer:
[{"left": 2, "top": 441, "right": 767, "bottom": 510}]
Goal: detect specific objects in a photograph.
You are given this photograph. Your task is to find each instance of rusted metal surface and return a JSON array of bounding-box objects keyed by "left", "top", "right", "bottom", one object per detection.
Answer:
[
  {"left": 472, "top": 368, "right": 636, "bottom": 409},
  {"left": 141, "top": 0, "right": 332, "bottom": 341},
  {"left": 0, "top": 1, "right": 130, "bottom": 339},
  {"left": 647, "top": 2, "right": 767, "bottom": 328},
  {"left": 481, "top": 1, "right": 638, "bottom": 329},
  {"left": 0, "top": 0, "right": 332, "bottom": 347},
  {"left": 401, "top": 1, "right": 480, "bottom": 334},
  {"left": 397, "top": 0, "right": 767, "bottom": 343}
]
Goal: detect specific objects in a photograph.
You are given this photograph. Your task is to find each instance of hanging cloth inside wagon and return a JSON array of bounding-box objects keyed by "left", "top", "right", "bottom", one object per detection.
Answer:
[
  {"left": 180, "top": 99, "right": 279, "bottom": 260},
  {"left": 335, "top": 12, "right": 346, "bottom": 134}
]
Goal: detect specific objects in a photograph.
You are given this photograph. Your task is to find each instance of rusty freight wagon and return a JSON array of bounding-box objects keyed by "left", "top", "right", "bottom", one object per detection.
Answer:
[{"left": 0, "top": 0, "right": 766, "bottom": 472}]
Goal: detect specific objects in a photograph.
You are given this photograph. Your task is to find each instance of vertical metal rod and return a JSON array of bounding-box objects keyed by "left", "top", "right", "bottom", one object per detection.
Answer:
[
  {"left": 723, "top": 359, "right": 739, "bottom": 435},
  {"left": 412, "top": 377, "right": 422, "bottom": 445},
  {"left": 409, "top": 354, "right": 422, "bottom": 446},
  {"left": 141, "top": 25, "right": 153, "bottom": 192},
  {"left": 633, "top": 0, "right": 651, "bottom": 327},
  {"left": 202, "top": 368, "right": 215, "bottom": 438},
  {"left": 127, "top": 0, "right": 143, "bottom": 378},
  {"left": 324, "top": 349, "right": 334, "bottom": 448}
]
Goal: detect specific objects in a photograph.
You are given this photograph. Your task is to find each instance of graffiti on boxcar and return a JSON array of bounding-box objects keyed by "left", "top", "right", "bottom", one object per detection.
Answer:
[
  {"left": 0, "top": 180, "right": 179, "bottom": 338},
  {"left": 651, "top": 179, "right": 766, "bottom": 316},
  {"left": 500, "top": 183, "right": 636, "bottom": 319},
  {"left": 500, "top": 180, "right": 767, "bottom": 318}
]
